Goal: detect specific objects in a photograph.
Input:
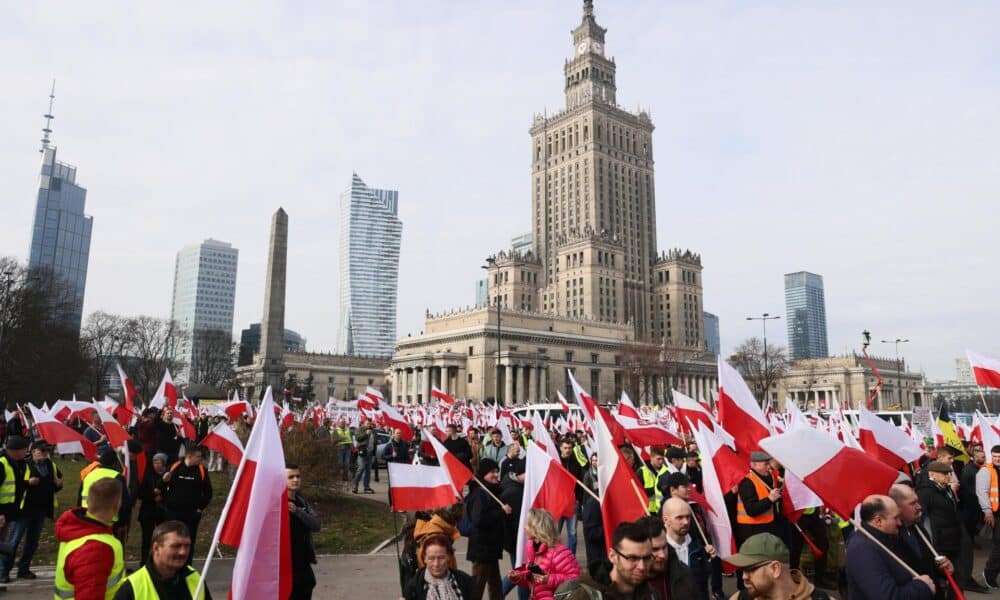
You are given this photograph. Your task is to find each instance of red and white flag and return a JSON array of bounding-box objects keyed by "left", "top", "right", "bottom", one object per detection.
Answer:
[
  {"left": 149, "top": 369, "right": 177, "bottom": 409},
  {"left": 201, "top": 422, "right": 245, "bottom": 467},
  {"left": 593, "top": 404, "right": 647, "bottom": 548},
  {"left": 379, "top": 400, "right": 414, "bottom": 441},
  {"left": 516, "top": 442, "right": 579, "bottom": 565},
  {"left": 431, "top": 385, "right": 456, "bottom": 406},
  {"left": 968, "top": 350, "right": 1000, "bottom": 388},
  {"left": 857, "top": 405, "right": 924, "bottom": 470},
  {"left": 689, "top": 423, "right": 735, "bottom": 561},
  {"left": 556, "top": 390, "right": 572, "bottom": 414},
  {"left": 717, "top": 357, "right": 773, "bottom": 455},
  {"left": 95, "top": 403, "right": 132, "bottom": 449},
  {"left": 115, "top": 362, "right": 138, "bottom": 424},
  {"left": 211, "top": 387, "right": 291, "bottom": 600},
  {"left": 530, "top": 412, "right": 560, "bottom": 461},
  {"left": 759, "top": 427, "right": 901, "bottom": 519},
  {"left": 618, "top": 392, "right": 642, "bottom": 420},
  {"left": 388, "top": 462, "right": 460, "bottom": 511},
  {"left": 614, "top": 411, "right": 684, "bottom": 448},
  {"left": 423, "top": 429, "right": 474, "bottom": 496},
  {"left": 975, "top": 411, "right": 1000, "bottom": 452},
  {"left": 28, "top": 404, "right": 97, "bottom": 461}
]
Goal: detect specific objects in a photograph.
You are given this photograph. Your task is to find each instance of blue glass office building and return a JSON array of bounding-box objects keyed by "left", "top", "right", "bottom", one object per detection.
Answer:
[
  {"left": 336, "top": 173, "right": 402, "bottom": 358},
  {"left": 784, "top": 271, "right": 829, "bottom": 359},
  {"left": 703, "top": 311, "right": 720, "bottom": 355},
  {"left": 28, "top": 146, "right": 92, "bottom": 332}
]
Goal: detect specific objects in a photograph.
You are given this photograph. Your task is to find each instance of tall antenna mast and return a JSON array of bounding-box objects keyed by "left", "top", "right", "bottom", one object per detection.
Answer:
[{"left": 40, "top": 80, "right": 55, "bottom": 153}]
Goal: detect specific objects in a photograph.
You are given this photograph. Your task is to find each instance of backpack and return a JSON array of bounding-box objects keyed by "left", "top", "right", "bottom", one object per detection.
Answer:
[{"left": 169, "top": 461, "right": 207, "bottom": 481}]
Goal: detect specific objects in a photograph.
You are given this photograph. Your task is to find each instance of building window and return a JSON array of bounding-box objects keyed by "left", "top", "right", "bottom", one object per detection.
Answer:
[
  {"left": 565, "top": 351, "right": 574, "bottom": 362},
  {"left": 591, "top": 353, "right": 599, "bottom": 364},
  {"left": 468, "top": 373, "right": 473, "bottom": 383},
  {"left": 468, "top": 346, "right": 474, "bottom": 356}
]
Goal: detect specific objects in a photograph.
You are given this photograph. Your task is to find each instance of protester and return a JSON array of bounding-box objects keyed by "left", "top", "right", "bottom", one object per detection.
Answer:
[
  {"left": 443, "top": 424, "right": 473, "bottom": 469},
  {"left": 113, "top": 520, "right": 212, "bottom": 600},
  {"left": 508, "top": 508, "right": 579, "bottom": 600},
  {"left": 400, "top": 533, "right": 475, "bottom": 600},
  {"left": 137, "top": 453, "right": 169, "bottom": 566},
  {"left": 388, "top": 428, "right": 412, "bottom": 464},
  {"left": 83, "top": 411, "right": 111, "bottom": 457},
  {"left": 467, "top": 428, "right": 483, "bottom": 473},
  {"left": 960, "top": 446, "right": 985, "bottom": 539},
  {"left": 334, "top": 419, "right": 353, "bottom": 481},
  {"left": 726, "top": 533, "right": 830, "bottom": 600},
  {"left": 659, "top": 497, "right": 717, "bottom": 600},
  {"left": 482, "top": 429, "right": 507, "bottom": 465},
  {"left": 54, "top": 478, "right": 126, "bottom": 600},
  {"left": 735, "top": 451, "right": 783, "bottom": 544},
  {"left": 665, "top": 446, "right": 687, "bottom": 475},
  {"left": 156, "top": 408, "right": 182, "bottom": 464},
  {"left": 845, "top": 494, "right": 936, "bottom": 600},
  {"left": 557, "top": 520, "right": 657, "bottom": 599},
  {"left": 466, "top": 458, "right": 513, "bottom": 600},
  {"left": 636, "top": 513, "right": 697, "bottom": 599},
  {"left": 889, "top": 482, "right": 953, "bottom": 600},
  {"left": 1, "top": 440, "right": 60, "bottom": 582},
  {"left": 352, "top": 422, "right": 377, "bottom": 494},
  {"left": 639, "top": 447, "right": 669, "bottom": 515},
  {"left": 0, "top": 435, "right": 30, "bottom": 570},
  {"left": 161, "top": 445, "right": 212, "bottom": 565},
  {"left": 78, "top": 449, "right": 132, "bottom": 532},
  {"left": 686, "top": 451, "right": 703, "bottom": 491},
  {"left": 915, "top": 462, "right": 984, "bottom": 593},
  {"left": 287, "top": 463, "right": 321, "bottom": 600},
  {"left": 557, "top": 437, "right": 584, "bottom": 554},
  {"left": 978, "top": 443, "right": 1000, "bottom": 588}
]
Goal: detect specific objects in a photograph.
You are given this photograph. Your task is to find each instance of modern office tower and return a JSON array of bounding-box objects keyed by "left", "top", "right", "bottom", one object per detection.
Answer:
[
  {"left": 170, "top": 239, "right": 239, "bottom": 382},
  {"left": 28, "top": 86, "right": 92, "bottom": 332},
  {"left": 475, "top": 279, "right": 489, "bottom": 308},
  {"left": 784, "top": 271, "right": 829, "bottom": 359},
  {"left": 336, "top": 173, "right": 403, "bottom": 357},
  {"left": 510, "top": 232, "right": 533, "bottom": 254},
  {"left": 237, "top": 323, "right": 306, "bottom": 366},
  {"left": 703, "top": 312, "right": 720, "bottom": 355}
]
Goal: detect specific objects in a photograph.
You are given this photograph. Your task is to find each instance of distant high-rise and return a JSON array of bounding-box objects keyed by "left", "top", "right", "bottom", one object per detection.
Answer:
[
  {"left": 28, "top": 85, "right": 92, "bottom": 332},
  {"left": 474, "top": 279, "right": 489, "bottom": 308},
  {"left": 237, "top": 323, "right": 306, "bottom": 366},
  {"left": 784, "top": 271, "right": 829, "bottom": 359},
  {"left": 171, "top": 239, "right": 239, "bottom": 383},
  {"left": 703, "top": 312, "right": 720, "bottom": 355},
  {"left": 510, "top": 232, "right": 533, "bottom": 254},
  {"left": 337, "top": 173, "right": 403, "bottom": 357}
]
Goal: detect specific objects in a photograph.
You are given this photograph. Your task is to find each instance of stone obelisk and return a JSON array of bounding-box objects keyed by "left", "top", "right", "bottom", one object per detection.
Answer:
[{"left": 256, "top": 208, "right": 288, "bottom": 395}]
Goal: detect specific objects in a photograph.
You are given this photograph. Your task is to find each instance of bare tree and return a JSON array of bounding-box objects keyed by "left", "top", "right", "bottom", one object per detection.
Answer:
[
  {"left": 729, "top": 337, "right": 790, "bottom": 404},
  {"left": 80, "top": 311, "right": 133, "bottom": 400},
  {"left": 128, "top": 316, "right": 187, "bottom": 403},
  {"left": 189, "top": 329, "right": 236, "bottom": 387},
  {"left": 621, "top": 339, "right": 666, "bottom": 404}
]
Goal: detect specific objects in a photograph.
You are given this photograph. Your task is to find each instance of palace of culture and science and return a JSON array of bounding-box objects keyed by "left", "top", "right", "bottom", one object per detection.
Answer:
[{"left": 389, "top": 1, "right": 717, "bottom": 405}]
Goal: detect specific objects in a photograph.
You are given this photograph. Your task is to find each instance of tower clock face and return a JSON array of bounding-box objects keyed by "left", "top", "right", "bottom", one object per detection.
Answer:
[
  {"left": 592, "top": 42, "right": 602, "bottom": 54},
  {"left": 577, "top": 42, "right": 588, "bottom": 55}
]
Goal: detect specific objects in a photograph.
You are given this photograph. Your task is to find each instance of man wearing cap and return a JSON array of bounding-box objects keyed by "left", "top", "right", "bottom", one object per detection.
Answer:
[
  {"left": 845, "top": 494, "right": 936, "bottom": 600},
  {"left": 1, "top": 441, "right": 61, "bottom": 581},
  {"left": 915, "top": 461, "right": 986, "bottom": 593},
  {"left": 0, "top": 437, "right": 31, "bottom": 557},
  {"left": 466, "top": 458, "right": 512, "bottom": 600},
  {"left": 735, "top": 451, "right": 783, "bottom": 547},
  {"left": 665, "top": 446, "right": 687, "bottom": 475},
  {"left": 726, "top": 533, "right": 830, "bottom": 600}
]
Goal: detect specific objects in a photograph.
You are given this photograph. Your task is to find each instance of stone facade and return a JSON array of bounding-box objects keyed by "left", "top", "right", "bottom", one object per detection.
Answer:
[
  {"left": 775, "top": 354, "right": 926, "bottom": 411},
  {"left": 236, "top": 351, "right": 389, "bottom": 403}
]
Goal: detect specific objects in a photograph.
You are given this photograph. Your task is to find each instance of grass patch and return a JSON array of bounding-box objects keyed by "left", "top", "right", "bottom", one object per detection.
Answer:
[{"left": 25, "top": 455, "right": 401, "bottom": 565}]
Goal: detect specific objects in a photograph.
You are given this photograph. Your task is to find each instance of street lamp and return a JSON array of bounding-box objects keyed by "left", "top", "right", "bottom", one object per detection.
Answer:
[
  {"left": 482, "top": 259, "right": 501, "bottom": 405},
  {"left": 881, "top": 338, "right": 909, "bottom": 407},
  {"left": 746, "top": 313, "right": 781, "bottom": 403}
]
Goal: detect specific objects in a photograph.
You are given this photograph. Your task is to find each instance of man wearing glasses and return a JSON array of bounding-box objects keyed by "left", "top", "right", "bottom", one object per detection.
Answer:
[
  {"left": 557, "top": 521, "right": 658, "bottom": 599},
  {"left": 726, "top": 533, "right": 830, "bottom": 600}
]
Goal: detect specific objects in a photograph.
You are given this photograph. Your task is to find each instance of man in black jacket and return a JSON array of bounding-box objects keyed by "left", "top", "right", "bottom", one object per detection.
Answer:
[
  {"left": 287, "top": 464, "right": 320, "bottom": 600},
  {"left": 1, "top": 441, "right": 61, "bottom": 581},
  {"left": 467, "top": 458, "right": 512, "bottom": 600},
  {"left": 443, "top": 425, "right": 473, "bottom": 469},
  {"left": 161, "top": 445, "right": 212, "bottom": 565},
  {"left": 155, "top": 408, "right": 182, "bottom": 464},
  {"left": 638, "top": 513, "right": 698, "bottom": 600},
  {"left": 558, "top": 436, "right": 585, "bottom": 554},
  {"left": 960, "top": 446, "right": 985, "bottom": 538}
]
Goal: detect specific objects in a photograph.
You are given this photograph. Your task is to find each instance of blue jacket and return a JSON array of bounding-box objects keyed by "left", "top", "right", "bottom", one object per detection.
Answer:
[{"left": 845, "top": 524, "right": 935, "bottom": 600}]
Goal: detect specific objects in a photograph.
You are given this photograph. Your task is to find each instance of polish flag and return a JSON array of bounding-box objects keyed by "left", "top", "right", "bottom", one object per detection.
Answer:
[
  {"left": 496, "top": 417, "right": 516, "bottom": 446},
  {"left": 423, "top": 429, "right": 474, "bottom": 495},
  {"left": 364, "top": 386, "right": 384, "bottom": 404},
  {"left": 717, "top": 357, "right": 773, "bottom": 455},
  {"left": 388, "top": 462, "right": 460, "bottom": 511},
  {"left": 857, "top": 405, "right": 924, "bottom": 470},
  {"left": 618, "top": 392, "right": 642, "bottom": 420},
  {"left": 968, "top": 350, "right": 1000, "bottom": 388},
  {"left": 689, "top": 423, "right": 735, "bottom": 561},
  {"left": 95, "top": 403, "right": 132, "bottom": 449},
  {"left": 759, "top": 427, "right": 901, "bottom": 519},
  {"left": 530, "top": 412, "right": 560, "bottom": 461},
  {"left": 150, "top": 369, "right": 177, "bottom": 409},
  {"left": 116, "top": 363, "right": 138, "bottom": 420},
  {"left": 219, "top": 399, "right": 252, "bottom": 421},
  {"left": 785, "top": 399, "right": 812, "bottom": 431},
  {"left": 278, "top": 403, "right": 294, "bottom": 431},
  {"left": 556, "top": 390, "right": 572, "bottom": 413},
  {"left": 516, "top": 442, "right": 579, "bottom": 565},
  {"left": 50, "top": 400, "right": 98, "bottom": 423},
  {"left": 593, "top": 407, "right": 648, "bottom": 549},
  {"left": 379, "top": 400, "right": 414, "bottom": 441},
  {"left": 674, "top": 390, "right": 736, "bottom": 449},
  {"left": 201, "top": 422, "right": 246, "bottom": 467},
  {"left": 974, "top": 411, "right": 1000, "bottom": 453},
  {"left": 173, "top": 414, "right": 197, "bottom": 440},
  {"left": 212, "top": 387, "right": 291, "bottom": 600},
  {"left": 568, "top": 371, "right": 627, "bottom": 446},
  {"left": 782, "top": 470, "right": 824, "bottom": 523},
  {"left": 28, "top": 404, "right": 97, "bottom": 461},
  {"left": 614, "top": 412, "right": 685, "bottom": 448},
  {"left": 431, "top": 385, "right": 456, "bottom": 406}
]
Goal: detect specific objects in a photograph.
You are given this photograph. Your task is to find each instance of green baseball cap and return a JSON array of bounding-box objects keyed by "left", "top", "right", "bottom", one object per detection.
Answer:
[{"left": 726, "top": 533, "right": 790, "bottom": 567}]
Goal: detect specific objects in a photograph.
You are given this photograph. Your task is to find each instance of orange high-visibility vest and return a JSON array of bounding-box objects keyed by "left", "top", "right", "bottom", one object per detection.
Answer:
[
  {"left": 736, "top": 472, "right": 776, "bottom": 525},
  {"left": 989, "top": 465, "right": 999, "bottom": 513}
]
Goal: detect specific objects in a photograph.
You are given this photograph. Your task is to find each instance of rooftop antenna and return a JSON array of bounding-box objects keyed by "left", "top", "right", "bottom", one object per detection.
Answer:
[{"left": 40, "top": 80, "right": 55, "bottom": 153}]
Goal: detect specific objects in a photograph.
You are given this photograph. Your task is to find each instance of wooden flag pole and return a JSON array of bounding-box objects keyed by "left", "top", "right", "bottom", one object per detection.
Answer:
[
  {"left": 473, "top": 476, "right": 508, "bottom": 509},
  {"left": 979, "top": 386, "right": 990, "bottom": 415},
  {"left": 575, "top": 479, "right": 601, "bottom": 502},
  {"left": 689, "top": 505, "right": 712, "bottom": 548},
  {"left": 913, "top": 525, "right": 967, "bottom": 600}
]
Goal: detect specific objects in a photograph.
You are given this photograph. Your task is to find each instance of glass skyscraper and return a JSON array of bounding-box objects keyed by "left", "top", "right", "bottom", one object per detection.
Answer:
[
  {"left": 170, "top": 239, "right": 239, "bottom": 382},
  {"left": 336, "top": 173, "right": 402, "bottom": 358},
  {"left": 784, "top": 271, "right": 829, "bottom": 359},
  {"left": 703, "top": 311, "right": 721, "bottom": 355},
  {"left": 28, "top": 146, "right": 93, "bottom": 332}
]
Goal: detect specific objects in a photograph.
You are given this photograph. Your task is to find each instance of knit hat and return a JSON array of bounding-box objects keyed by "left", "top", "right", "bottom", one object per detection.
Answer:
[
  {"left": 99, "top": 449, "right": 119, "bottom": 468},
  {"left": 152, "top": 453, "right": 169, "bottom": 464},
  {"left": 477, "top": 458, "right": 499, "bottom": 478},
  {"left": 4, "top": 436, "right": 28, "bottom": 451}
]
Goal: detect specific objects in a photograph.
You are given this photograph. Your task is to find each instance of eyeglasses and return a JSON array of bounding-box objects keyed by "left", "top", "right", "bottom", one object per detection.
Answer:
[
  {"left": 742, "top": 560, "right": 774, "bottom": 574},
  {"left": 612, "top": 548, "right": 654, "bottom": 564}
]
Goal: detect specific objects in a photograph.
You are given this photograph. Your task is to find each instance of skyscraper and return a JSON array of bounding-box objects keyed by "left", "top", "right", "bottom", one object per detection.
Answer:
[
  {"left": 703, "top": 312, "right": 720, "bottom": 355},
  {"left": 337, "top": 173, "right": 403, "bottom": 357},
  {"left": 784, "top": 271, "right": 829, "bottom": 359},
  {"left": 170, "top": 239, "right": 239, "bottom": 383},
  {"left": 28, "top": 86, "right": 92, "bottom": 332}
]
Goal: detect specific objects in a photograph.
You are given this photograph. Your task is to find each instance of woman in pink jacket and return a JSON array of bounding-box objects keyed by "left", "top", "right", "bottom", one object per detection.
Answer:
[{"left": 510, "top": 508, "right": 581, "bottom": 600}]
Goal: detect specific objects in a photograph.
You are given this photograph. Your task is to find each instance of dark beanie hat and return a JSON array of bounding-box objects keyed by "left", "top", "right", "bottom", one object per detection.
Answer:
[
  {"left": 477, "top": 458, "right": 499, "bottom": 478},
  {"left": 99, "top": 449, "right": 119, "bottom": 467},
  {"left": 4, "top": 436, "right": 27, "bottom": 451}
]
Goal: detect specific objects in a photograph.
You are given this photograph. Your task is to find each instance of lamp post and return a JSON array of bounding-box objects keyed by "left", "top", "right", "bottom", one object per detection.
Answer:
[
  {"left": 746, "top": 313, "right": 781, "bottom": 403},
  {"left": 881, "top": 338, "right": 909, "bottom": 408},
  {"left": 482, "top": 259, "right": 501, "bottom": 405}
]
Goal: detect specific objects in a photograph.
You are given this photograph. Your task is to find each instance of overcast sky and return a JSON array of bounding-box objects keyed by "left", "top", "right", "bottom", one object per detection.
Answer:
[{"left": 2, "top": 1, "right": 998, "bottom": 380}]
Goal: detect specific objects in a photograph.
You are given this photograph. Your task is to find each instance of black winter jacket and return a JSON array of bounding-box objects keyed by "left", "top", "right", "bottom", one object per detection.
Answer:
[
  {"left": 466, "top": 482, "right": 506, "bottom": 562},
  {"left": 916, "top": 478, "right": 963, "bottom": 557},
  {"left": 845, "top": 523, "right": 935, "bottom": 600}
]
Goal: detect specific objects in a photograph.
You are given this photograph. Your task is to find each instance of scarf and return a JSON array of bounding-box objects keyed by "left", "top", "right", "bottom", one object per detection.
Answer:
[{"left": 423, "top": 568, "right": 462, "bottom": 600}]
